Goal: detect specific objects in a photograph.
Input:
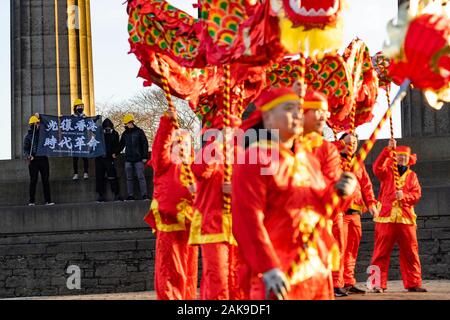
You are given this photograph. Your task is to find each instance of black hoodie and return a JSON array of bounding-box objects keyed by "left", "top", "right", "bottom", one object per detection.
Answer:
[
  {"left": 101, "top": 118, "right": 120, "bottom": 159},
  {"left": 23, "top": 125, "right": 41, "bottom": 158}
]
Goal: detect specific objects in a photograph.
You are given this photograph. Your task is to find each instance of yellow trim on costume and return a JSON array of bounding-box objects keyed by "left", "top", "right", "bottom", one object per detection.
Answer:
[
  {"left": 188, "top": 210, "right": 237, "bottom": 245},
  {"left": 289, "top": 209, "right": 333, "bottom": 283},
  {"left": 303, "top": 132, "right": 324, "bottom": 153},
  {"left": 150, "top": 199, "right": 188, "bottom": 232},
  {"left": 290, "top": 244, "right": 330, "bottom": 285},
  {"left": 260, "top": 94, "right": 300, "bottom": 112},
  {"left": 373, "top": 170, "right": 417, "bottom": 225},
  {"left": 397, "top": 151, "right": 410, "bottom": 156},
  {"left": 349, "top": 203, "right": 365, "bottom": 212},
  {"left": 329, "top": 243, "right": 341, "bottom": 272},
  {"left": 303, "top": 101, "right": 328, "bottom": 111}
]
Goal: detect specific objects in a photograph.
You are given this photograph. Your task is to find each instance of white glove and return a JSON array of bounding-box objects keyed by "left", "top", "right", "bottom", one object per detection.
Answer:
[
  {"left": 395, "top": 190, "right": 404, "bottom": 200},
  {"left": 368, "top": 204, "right": 380, "bottom": 218},
  {"left": 335, "top": 172, "right": 357, "bottom": 197},
  {"left": 262, "top": 268, "right": 290, "bottom": 300}
]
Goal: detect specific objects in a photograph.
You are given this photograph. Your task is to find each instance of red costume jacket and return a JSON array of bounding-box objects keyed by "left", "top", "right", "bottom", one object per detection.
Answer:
[
  {"left": 372, "top": 147, "right": 422, "bottom": 225},
  {"left": 342, "top": 156, "right": 377, "bottom": 212},
  {"left": 189, "top": 140, "right": 234, "bottom": 245},
  {"left": 304, "top": 132, "right": 342, "bottom": 185},
  {"left": 232, "top": 140, "right": 336, "bottom": 289},
  {"left": 144, "top": 115, "right": 193, "bottom": 232}
]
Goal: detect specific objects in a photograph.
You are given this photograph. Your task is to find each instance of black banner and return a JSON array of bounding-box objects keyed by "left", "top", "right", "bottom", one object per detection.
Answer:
[{"left": 36, "top": 114, "right": 105, "bottom": 158}]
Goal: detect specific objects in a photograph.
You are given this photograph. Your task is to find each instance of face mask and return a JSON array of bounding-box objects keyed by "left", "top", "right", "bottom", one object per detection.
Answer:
[
  {"left": 76, "top": 108, "right": 84, "bottom": 114},
  {"left": 104, "top": 128, "right": 112, "bottom": 134},
  {"left": 397, "top": 165, "right": 408, "bottom": 176}
]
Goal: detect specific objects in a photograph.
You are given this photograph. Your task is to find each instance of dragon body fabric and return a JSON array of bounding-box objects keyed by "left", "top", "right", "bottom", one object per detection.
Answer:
[
  {"left": 267, "top": 39, "right": 379, "bottom": 132},
  {"left": 127, "top": 0, "right": 347, "bottom": 128}
]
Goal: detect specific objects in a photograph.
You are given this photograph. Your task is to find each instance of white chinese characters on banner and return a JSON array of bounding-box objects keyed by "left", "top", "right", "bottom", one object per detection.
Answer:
[
  {"left": 38, "top": 115, "right": 105, "bottom": 157},
  {"left": 58, "top": 136, "right": 73, "bottom": 150},
  {"left": 87, "top": 136, "right": 100, "bottom": 151},
  {"left": 74, "top": 136, "right": 86, "bottom": 151},
  {"left": 75, "top": 119, "right": 87, "bottom": 132},
  {"left": 86, "top": 120, "right": 97, "bottom": 133},
  {"left": 61, "top": 118, "right": 74, "bottom": 132},
  {"left": 46, "top": 120, "right": 58, "bottom": 132},
  {"left": 44, "top": 136, "right": 57, "bottom": 150}
]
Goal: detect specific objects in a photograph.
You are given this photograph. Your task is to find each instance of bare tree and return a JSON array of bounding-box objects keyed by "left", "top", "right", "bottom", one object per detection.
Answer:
[{"left": 96, "top": 87, "right": 200, "bottom": 146}]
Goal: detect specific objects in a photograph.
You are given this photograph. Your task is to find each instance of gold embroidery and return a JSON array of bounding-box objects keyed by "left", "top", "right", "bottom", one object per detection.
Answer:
[
  {"left": 373, "top": 170, "right": 417, "bottom": 225},
  {"left": 149, "top": 199, "right": 187, "bottom": 232},
  {"left": 188, "top": 210, "right": 237, "bottom": 245}
]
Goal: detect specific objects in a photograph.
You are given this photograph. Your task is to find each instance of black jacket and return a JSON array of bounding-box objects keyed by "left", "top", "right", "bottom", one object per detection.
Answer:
[
  {"left": 117, "top": 125, "right": 149, "bottom": 162},
  {"left": 23, "top": 126, "right": 40, "bottom": 158},
  {"left": 100, "top": 118, "right": 120, "bottom": 159}
]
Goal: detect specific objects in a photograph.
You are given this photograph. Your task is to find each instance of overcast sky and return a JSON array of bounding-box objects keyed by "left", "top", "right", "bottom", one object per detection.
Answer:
[{"left": 0, "top": 0, "right": 398, "bottom": 160}]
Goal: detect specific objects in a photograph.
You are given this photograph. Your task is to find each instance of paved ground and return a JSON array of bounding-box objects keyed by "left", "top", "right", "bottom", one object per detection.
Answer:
[
  {"left": 5, "top": 280, "right": 450, "bottom": 300},
  {"left": 340, "top": 280, "right": 450, "bottom": 300}
]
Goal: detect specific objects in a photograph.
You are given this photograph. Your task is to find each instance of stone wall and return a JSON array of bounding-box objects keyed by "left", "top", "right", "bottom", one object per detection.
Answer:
[
  {"left": 0, "top": 201, "right": 155, "bottom": 298},
  {"left": 0, "top": 229, "right": 154, "bottom": 297}
]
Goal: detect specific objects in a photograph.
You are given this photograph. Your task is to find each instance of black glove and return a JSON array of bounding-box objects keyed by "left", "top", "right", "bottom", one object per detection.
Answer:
[{"left": 335, "top": 172, "right": 357, "bottom": 197}]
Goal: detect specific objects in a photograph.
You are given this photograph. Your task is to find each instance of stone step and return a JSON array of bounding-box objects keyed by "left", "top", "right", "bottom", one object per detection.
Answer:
[
  {"left": 0, "top": 155, "right": 151, "bottom": 182},
  {"left": 0, "top": 201, "right": 150, "bottom": 235},
  {"left": 0, "top": 176, "right": 154, "bottom": 206}
]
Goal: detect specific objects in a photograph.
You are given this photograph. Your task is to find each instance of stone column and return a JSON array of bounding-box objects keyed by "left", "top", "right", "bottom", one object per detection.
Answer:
[
  {"left": 401, "top": 88, "right": 450, "bottom": 138},
  {"left": 11, "top": 0, "right": 95, "bottom": 159}
]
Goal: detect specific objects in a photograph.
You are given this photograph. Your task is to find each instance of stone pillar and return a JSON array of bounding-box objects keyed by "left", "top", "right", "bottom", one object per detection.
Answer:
[
  {"left": 396, "top": 0, "right": 450, "bottom": 138},
  {"left": 401, "top": 88, "right": 450, "bottom": 138},
  {"left": 11, "top": 0, "right": 95, "bottom": 159}
]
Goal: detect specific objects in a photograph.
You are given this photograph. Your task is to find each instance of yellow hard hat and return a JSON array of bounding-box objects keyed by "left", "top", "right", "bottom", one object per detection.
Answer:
[
  {"left": 123, "top": 114, "right": 135, "bottom": 124},
  {"left": 73, "top": 98, "right": 84, "bottom": 107},
  {"left": 28, "top": 115, "right": 40, "bottom": 125}
]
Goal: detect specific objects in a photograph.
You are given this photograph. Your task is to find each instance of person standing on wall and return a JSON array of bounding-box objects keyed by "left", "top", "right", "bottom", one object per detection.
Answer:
[
  {"left": 95, "top": 118, "right": 123, "bottom": 202},
  {"left": 23, "top": 115, "right": 54, "bottom": 206},
  {"left": 72, "top": 98, "right": 89, "bottom": 180},
  {"left": 114, "top": 114, "right": 149, "bottom": 201}
]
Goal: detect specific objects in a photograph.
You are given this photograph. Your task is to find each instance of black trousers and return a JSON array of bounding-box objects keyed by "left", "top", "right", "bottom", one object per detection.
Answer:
[
  {"left": 95, "top": 157, "right": 120, "bottom": 195},
  {"left": 73, "top": 157, "right": 89, "bottom": 174},
  {"left": 29, "top": 157, "right": 51, "bottom": 203}
]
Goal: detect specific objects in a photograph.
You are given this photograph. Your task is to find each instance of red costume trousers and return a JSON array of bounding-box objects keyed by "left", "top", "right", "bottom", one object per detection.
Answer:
[
  {"left": 332, "top": 213, "right": 345, "bottom": 288},
  {"left": 249, "top": 272, "right": 334, "bottom": 300},
  {"left": 371, "top": 223, "right": 422, "bottom": 289},
  {"left": 200, "top": 243, "right": 242, "bottom": 300},
  {"left": 155, "top": 230, "right": 198, "bottom": 300},
  {"left": 343, "top": 213, "right": 362, "bottom": 286}
]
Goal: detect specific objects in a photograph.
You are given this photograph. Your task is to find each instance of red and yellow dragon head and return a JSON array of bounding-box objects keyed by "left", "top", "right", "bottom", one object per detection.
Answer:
[
  {"left": 270, "top": 0, "right": 345, "bottom": 54},
  {"left": 281, "top": 0, "right": 342, "bottom": 28}
]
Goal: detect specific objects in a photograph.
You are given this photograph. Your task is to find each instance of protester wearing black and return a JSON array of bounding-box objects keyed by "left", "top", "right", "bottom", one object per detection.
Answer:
[
  {"left": 114, "top": 115, "right": 149, "bottom": 201},
  {"left": 23, "top": 116, "right": 54, "bottom": 206},
  {"left": 95, "top": 118, "right": 123, "bottom": 202},
  {"left": 72, "top": 99, "right": 89, "bottom": 180}
]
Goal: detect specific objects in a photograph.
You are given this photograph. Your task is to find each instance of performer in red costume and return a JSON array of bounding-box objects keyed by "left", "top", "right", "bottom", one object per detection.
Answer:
[
  {"left": 337, "top": 132, "right": 378, "bottom": 294},
  {"left": 189, "top": 115, "right": 243, "bottom": 300},
  {"left": 301, "top": 89, "right": 347, "bottom": 297},
  {"left": 144, "top": 110, "right": 198, "bottom": 300},
  {"left": 370, "top": 139, "right": 427, "bottom": 293},
  {"left": 232, "top": 87, "right": 357, "bottom": 300}
]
